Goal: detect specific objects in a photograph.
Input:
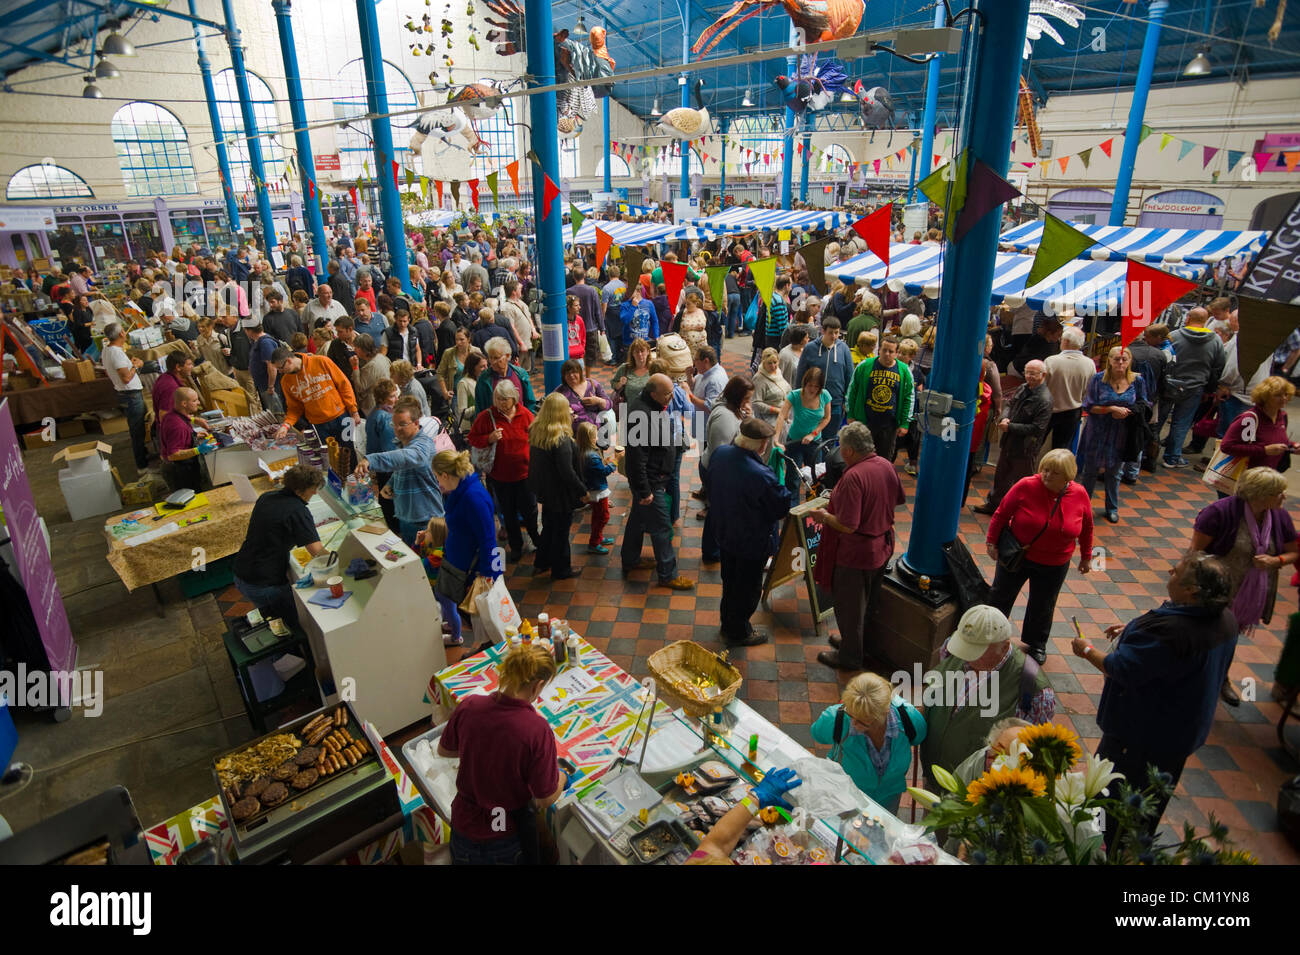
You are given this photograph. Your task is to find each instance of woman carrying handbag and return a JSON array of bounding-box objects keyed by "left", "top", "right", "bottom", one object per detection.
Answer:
[{"left": 984, "top": 449, "right": 1094, "bottom": 664}]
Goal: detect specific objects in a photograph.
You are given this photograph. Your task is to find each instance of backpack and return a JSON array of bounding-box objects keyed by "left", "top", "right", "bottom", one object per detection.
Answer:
[{"left": 831, "top": 701, "right": 918, "bottom": 762}]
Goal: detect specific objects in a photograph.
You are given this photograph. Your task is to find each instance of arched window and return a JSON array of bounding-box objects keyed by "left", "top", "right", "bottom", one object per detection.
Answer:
[
  {"left": 6, "top": 163, "right": 93, "bottom": 199},
  {"left": 334, "top": 59, "right": 418, "bottom": 180},
  {"left": 111, "top": 102, "right": 198, "bottom": 197},
  {"left": 471, "top": 82, "right": 516, "bottom": 182},
  {"left": 819, "top": 144, "right": 852, "bottom": 173},
  {"left": 650, "top": 146, "right": 703, "bottom": 177},
  {"left": 213, "top": 69, "right": 289, "bottom": 195},
  {"left": 595, "top": 153, "right": 631, "bottom": 178},
  {"left": 732, "top": 116, "right": 784, "bottom": 176}
]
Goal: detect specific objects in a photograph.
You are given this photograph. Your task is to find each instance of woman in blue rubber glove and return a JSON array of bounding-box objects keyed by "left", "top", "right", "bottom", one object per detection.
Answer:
[{"left": 685, "top": 768, "right": 802, "bottom": 864}]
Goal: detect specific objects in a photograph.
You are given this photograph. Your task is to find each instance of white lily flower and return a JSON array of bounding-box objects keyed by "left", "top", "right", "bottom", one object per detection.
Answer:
[
  {"left": 1083, "top": 753, "right": 1123, "bottom": 798},
  {"left": 907, "top": 786, "right": 941, "bottom": 808},
  {"left": 1056, "top": 771, "right": 1087, "bottom": 810}
]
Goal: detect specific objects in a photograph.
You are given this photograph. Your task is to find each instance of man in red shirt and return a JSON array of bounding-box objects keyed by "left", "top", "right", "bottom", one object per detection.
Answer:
[
  {"left": 438, "top": 645, "right": 565, "bottom": 864},
  {"left": 810, "top": 421, "right": 906, "bottom": 670}
]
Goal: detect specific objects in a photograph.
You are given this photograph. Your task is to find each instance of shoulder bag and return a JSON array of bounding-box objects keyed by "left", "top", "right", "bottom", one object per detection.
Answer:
[
  {"left": 997, "top": 490, "right": 1065, "bottom": 573},
  {"left": 469, "top": 408, "right": 498, "bottom": 475}
]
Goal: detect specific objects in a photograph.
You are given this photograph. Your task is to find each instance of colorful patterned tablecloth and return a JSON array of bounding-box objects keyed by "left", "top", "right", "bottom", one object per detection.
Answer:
[
  {"left": 145, "top": 731, "right": 448, "bottom": 865},
  {"left": 431, "top": 638, "right": 670, "bottom": 787}
]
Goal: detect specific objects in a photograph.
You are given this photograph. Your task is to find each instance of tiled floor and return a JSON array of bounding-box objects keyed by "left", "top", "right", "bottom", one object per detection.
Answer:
[{"left": 211, "top": 336, "right": 1300, "bottom": 864}]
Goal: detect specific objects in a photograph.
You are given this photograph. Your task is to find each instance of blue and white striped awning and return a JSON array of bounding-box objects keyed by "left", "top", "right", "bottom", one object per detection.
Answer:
[
  {"left": 564, "top": 219, "right": 717, "bottom": 247},
  {"left": 688, "top": 207, "right": 852, "bottom": 234},
  {"left": 998, "top": 220, "right": 1270, "bottom": 266},
  {"left": 834, "top": 244, "right": 1200, "bottom": 315}
]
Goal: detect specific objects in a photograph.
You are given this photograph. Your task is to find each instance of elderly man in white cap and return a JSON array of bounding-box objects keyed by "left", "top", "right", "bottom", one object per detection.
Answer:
[{"left": 919, "top": 605, "right": 1056, "bottom": 785}]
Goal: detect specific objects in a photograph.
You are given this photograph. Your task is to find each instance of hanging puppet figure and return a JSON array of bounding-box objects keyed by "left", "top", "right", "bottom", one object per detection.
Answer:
[
  {"left": 773, "top": 55, "right": 848, "bottom": 115},
  {"left": 693, "top": 0, "right": 864, "bottom": 57}
]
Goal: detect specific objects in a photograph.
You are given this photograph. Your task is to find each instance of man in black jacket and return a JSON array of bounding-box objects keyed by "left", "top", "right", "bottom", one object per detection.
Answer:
[
  {"left": 621, "top": 375, "right": 694, "bottom": 590},
  {"left": 973, "top": 359, "right": 1052, "bottom": 514}
]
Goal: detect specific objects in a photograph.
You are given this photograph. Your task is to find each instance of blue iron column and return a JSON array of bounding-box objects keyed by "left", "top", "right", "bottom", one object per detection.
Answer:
[
  {"left": 780, "top": 30, "right": 796, "bottom": 209},
  {"left": 272, "top": 0, "right": 331, "bottom": 280},
  {"left": 603, "top": 96, "right": 613, "bottom": 194},
  {"left": 355, "top": 0, "right": 412, "bottom": 293},
  {"left": 1109, "top": 0, "right": 1168, "bottom": 225},
  {"left": 679, "top": 3, "right": 691, "bottom": 199},
  {"left": 220, "top": 0, "right": 275, "bottom": 253},
  {"left": 916, "top": 0, "right": 946, "bottom": 198},
  {"left": 799, "top": 129, "right": 812, "bottom": 202},
  {"left": 525, "top": 0, "right": 570, "bottom": 392},
  {"left": 906, "top": 136, "right": 919, "bottom": 202},
  {"left": 902, "top": 0, "right": 1031, "bottom": 578},
  {"left": 189, "top": 0, "right": 239, "bottom": 233},
  {"left": 719, "top": 114, "right": 728, "bottom": 204}
]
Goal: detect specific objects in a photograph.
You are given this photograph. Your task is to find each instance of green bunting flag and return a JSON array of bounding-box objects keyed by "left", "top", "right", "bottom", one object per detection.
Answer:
[
  {"left": 917, "top": 150, "right": 969, "bottom": 241},
  {"left": 1078, "top": 148, "right": 1092, "bottom": 169},
  {"left": 1139, "top": 125, "right": 1153, "bottom": 144},
  {"left": 749, "top": 256, "right": 778, "bottom": 309},
  {"left": 797, "top": 237, "right": 830, "bottom": 295},
  {"left": 486, "top": 170, "right": 499, "bottom": 207},
  {"left": 704, "top": 265, "right": 729, "bottom": 314},
  {"left": 1026, "top": 214, "right": 1099, "bottom": 288},
  {"left": 1159, "top": 132, "right": 1174, "bottom": 152},
  {"left": 450, "top": 180, "right": 461, "bottom": 206},
  {"left": 570, "top": 202, "right": 585, "bottom": 240}
]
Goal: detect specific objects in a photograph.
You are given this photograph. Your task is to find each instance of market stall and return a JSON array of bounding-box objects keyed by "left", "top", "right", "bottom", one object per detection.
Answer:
[
  {"left": 407, "top": 636, "right": 950, "bottom": 865},
  {"left": 997, "top": 219, "right": 1269, "bottom": 266},
  {"left": 1, "top": 376, "right": 117, "bottom": 427},
  {"left": 687, "top": 207, "right": 853, "bottom": 233}
]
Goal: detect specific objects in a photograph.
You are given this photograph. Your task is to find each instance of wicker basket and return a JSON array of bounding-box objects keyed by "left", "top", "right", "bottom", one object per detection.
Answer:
[{"left": 647, "top": 641, "right": 742, "bottom": 719}]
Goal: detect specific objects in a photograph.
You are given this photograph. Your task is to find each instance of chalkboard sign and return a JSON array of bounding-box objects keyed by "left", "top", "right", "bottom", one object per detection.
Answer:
[{"left": 762, "top": 495, "right": 835, "bottom": 632}]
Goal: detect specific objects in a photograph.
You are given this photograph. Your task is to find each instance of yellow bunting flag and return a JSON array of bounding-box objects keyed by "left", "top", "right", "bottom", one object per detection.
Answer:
[{"left": 749, "top": 256, "right": 777, "bottom": 309}]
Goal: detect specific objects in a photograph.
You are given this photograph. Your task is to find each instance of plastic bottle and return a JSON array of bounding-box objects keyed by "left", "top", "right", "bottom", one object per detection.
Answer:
[
  {"left": 510, "top": 635, "right": 522, "bottom": 649},
  {"left": 554, "top": 629, "right": 567, "bottom": 666},
  {"left": 537, "top": 613, "right": 551, "bottom": 642},
  {"left": 566, "top": 634, "right": 580, "bottom": 668}
]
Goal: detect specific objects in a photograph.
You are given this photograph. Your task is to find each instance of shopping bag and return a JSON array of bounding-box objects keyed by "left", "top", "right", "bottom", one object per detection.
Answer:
[
  {"left": 474, "top": 574, "right": 522, "bottom": 645},
  {"left": 597, "top": 331, "right": 613, "bottom": 362},
  {"left": 458, "top": 573, "right": 493, "bottom": 615},
  {"left": 1202, "top": 446, "right": 1249, "bottom": 495}
]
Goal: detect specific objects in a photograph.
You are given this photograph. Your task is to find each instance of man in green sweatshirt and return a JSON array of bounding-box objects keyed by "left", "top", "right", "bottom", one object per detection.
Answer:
[{"left": 846, "top": 334, "right": 915, "bottom": 463}]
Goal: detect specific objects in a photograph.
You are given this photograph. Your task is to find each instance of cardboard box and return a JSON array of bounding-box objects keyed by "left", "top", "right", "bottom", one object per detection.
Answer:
[
  {"left": 93, "top": 413, "right": 130, "bottom": 435},
  {"left": 112, "top": 467, "right": 158, "bottom": 507},
  {"left": 209, "top": 388, "right": 250, "bottom": 419},
  {"left": 52, "top": 440, "right": 113, "bottom": 476},
  {"left": 57, "top": 418, "right": 86, "bottom": 438},
  {"left": 58, "top": 464, "right": 121, "bottom": 521},
  {"left": 19, "top": 429, "right": 51, "bottom": 450},
  {"left": 60, "top": 359, "right": 96, "bottom": 383}
]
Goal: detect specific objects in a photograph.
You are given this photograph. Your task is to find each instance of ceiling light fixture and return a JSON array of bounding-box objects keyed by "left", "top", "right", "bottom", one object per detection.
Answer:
[
  {"left": 95, "top": 58, "right": 121, "bottom": 79},
  {"left": 572, "top": 15, "right": 589, "bottom": 36},
  {"left": 1183, "top": 46, "right": 1211, "bottom": 76},
  {"left": 82, "top": 77, "right": 103, "bottom": 98},
  {"left": 741, "top": 87, "right": 753, "bottom": 106},
  {"left": 100, "top": 32, "right": 135, "bottom": 57}
]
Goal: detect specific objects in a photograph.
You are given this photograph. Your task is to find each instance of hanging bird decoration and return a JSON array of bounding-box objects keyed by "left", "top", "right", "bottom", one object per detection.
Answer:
[
  {"left": 855, "top": 82, "right": 894, "bottom": 132},
  {"left": 773, "top": 55, "right": 848, "bottom": 115},
  {"left": 484, "top": 0, "right": 525, "bottom": 54},
  {"left": 409, "top": 103, "right": 487, "bottom": 154},
  {"left": 1023, "top": 0, "right": 1084, "bottom": 57},
  {"left": 693, "top": 0, "right": 864, "bottom": 58},
  {"left": 657, "top": 78, "right": 712, "bottom": 141},
  {"left": 1017, "top": 76, "right": 1042, "bottom": 157}
]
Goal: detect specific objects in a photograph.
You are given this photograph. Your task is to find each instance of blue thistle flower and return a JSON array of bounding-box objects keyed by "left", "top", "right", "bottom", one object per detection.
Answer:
[
  {"left": 1031, "top": 838, "right": 1049, "bottom": 858},
  {"left": 971, "top": 849, "right": 988, "bottom": 865}
]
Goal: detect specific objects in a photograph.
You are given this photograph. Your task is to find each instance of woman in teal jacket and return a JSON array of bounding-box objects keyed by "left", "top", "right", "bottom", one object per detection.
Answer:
[{"left": 811, "top": 672, "right": 926, "bottom": 814}]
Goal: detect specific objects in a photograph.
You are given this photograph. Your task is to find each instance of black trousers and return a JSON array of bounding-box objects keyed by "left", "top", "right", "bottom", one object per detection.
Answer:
[
  {"left": 831, "top": 564, "right": 886, "bottom": 668},
  {"left": 1048, "top": 407, "right": 1082, "bottom": 453},
  {"left": 987, "top": 446, "right": 1036, "bottom": 509},
  {"left": 720, "top": 550, "right": 767, "bottom": 642},
  {"left": 536, "top": 508, "right": 575, "bottom": 576},
  {"left": 491, "top": 476, "right": 539, "bottom": 555},
  {"left": 989, "top": 556, "right": 1071, "bottom": 652},
  {"left": 867, "top": 419, "right": 898, "bottom": 464},
  {"left": 1096, "top": 734, "right": 1188, "bottom": 857},
  {"left": 374, "top": 472, "right": 397, "bottom": 531}
]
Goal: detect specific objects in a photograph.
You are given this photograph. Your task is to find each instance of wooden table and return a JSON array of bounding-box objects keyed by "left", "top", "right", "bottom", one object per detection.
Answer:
[{"left": 2, "top": 376, "right": 117, "bottom": 426}]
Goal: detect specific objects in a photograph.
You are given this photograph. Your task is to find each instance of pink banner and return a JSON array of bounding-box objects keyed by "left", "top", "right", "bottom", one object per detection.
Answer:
[{"left": 0, "top": 400, "right": 76, "bottom": 673}]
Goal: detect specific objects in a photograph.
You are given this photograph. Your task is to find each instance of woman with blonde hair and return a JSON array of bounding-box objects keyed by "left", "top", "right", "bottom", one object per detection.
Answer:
[
  {"left": 432, "top": 449, "right": 500, "bottom": 612},
  {"left": 1076, "top": 346, "right": 1148, "bottom": 524},
  {"left": 527, "top": 393, "right": 588, "bottom": 580},
  {"left": 390, "top": 358, "right": 430, "bottom": 418},
  {"left": 986, "top": 448, "right": 1094, "bottom": 664},
  {"left": 752, "top": 347, "right": 789, "bottom": 428},
  {"left": 810, "top": 672, "right": 927, "bottom": 813},
  {"left": 437, "top": 642, "right": 564, "bottom": 865},
  {"left": 677, "top": 290, "right": 708, "bottom": 357},
  {"left": 1218, "top": 376, "right": 1298, "bottom": 475}
]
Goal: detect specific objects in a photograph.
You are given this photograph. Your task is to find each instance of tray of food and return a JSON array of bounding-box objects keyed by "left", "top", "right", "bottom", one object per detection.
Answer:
[
  {"left": 213, "top": 704, "right": 376, "bottom": 830},
  {"left": 629, "top": 820, "right": 684, "bottom": 864}
]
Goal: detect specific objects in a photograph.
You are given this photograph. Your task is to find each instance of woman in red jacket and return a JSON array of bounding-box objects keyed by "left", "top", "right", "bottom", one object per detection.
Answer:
[
  {"left": 1218, "top": 376, "right": 1299, "bottom": 477},
  {"left": 467, "top": 378, "right": 538, "bottom": 563},
  {"left": 984, "top": 448, "right": 1094, "bottom": 664}
]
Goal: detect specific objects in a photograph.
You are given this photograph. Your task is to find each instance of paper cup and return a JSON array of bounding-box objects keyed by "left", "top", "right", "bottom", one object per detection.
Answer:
[{"left": 327, "top": 576, "right": 344, "bottom": 598}]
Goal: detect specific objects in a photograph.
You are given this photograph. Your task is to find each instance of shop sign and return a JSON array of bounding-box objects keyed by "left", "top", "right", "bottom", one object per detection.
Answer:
[
  {"left": 1142, "top": 199, "right": 1220, "bottom": 215},
  {"left": 0, "top": 206, "right": 56, "bottom": 231},
  {"left": 315, "top": 154, "right": 341, "bottom": 172}
]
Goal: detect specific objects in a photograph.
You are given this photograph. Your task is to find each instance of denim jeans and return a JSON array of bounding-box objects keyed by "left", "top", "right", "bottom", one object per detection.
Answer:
[
  {"left": 435, "top": 591, "right": 462, "bottom": 644},
  {"left": 234, "top": 574, "right": 300, "bottom": 630},
  {"left": 1217, "top": 396, "right": 1250, "bottom": 438},
  {"left": 1163, "top": 391, "right": 1202, "bottom": 462},
  {"left": 700, "top": 461, "right": 720, "bottom": 562},
  {"left": 1079, "top": 464, "right": 1121, "bottom": 514},
  {"left": 826, "top": 405, "right": 844, "bottom": 437},
  {"left": 450, "top": 829, "right": 524, "bottom": 865},
  {"left": 621, "top": 488, "right": 676, "bottom": 580},
  {"left": 117, "top": 388, "right": 149, "bottom": 470},
  {"left": 783, "top": 438, "right": 816, "bottom": 494},
  {"left": 726, "top": 293, "right": 742, "bottom": 337}
]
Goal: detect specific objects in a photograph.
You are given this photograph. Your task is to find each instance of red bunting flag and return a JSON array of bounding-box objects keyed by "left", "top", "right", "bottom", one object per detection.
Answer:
[
  {"left": 434, "top": 179, "right": 444, "bottom": 207},
  {"left": 348, "top": 186, "right": 359, "bottom": 217},
  {"left": 1099, "top": 138, "right": 1114, "bottom": 158},
  {"left": 307, "top": 178, "right": 316, "bottom": 200},
  {"left": 660, "top": 260, "right": 688, "bottom": 313},
  {"left": 1253, "top": 150, "right": 1273, "bottom": 173},
  {"left": 873, "top": 159, "right": 881, "bottom": 176},
  {"left": 541, "top": 173, "right": 560, "bottom": 220},
  {"left": 506, "top": 160, "right": 520, "bottom": 197},
  {"left": 1202, "top": 146, "right": 1220, "bottom": 169},
  {"left": 392, "top": 160, "right": 400, "bottom": 191},
  {"left": 851, "top": 203, "right": 892, "bottom": 275},
  {"left": 467, "top": 177, "right": 480, "bottom": 211},
  {"left": 594, "top": 227, "right": 614, "bottom": 270},
  {"left": 1122, "top": 259, "right": 1199, "bottom": 344}
]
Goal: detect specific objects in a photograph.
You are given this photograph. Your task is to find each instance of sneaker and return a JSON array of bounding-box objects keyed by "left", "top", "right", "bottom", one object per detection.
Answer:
[
  {"left": 586, "top": 544, "right": 610, "bottom": 555},
  {"left": 1164, "top": 457, "right": 1191, "bottom": 469},
  {"left": 725, "top": 630, "right": 768, "bottom": 648},
  {"left": 1120, "top": 475, "right": 1138, "bottom": 486},
  {"left": 656, "top": 576, "right": 695, "bottom": 590},
  {"left": 600, "top": 537, "right": 615, "bottom": 546},
  {"left": 443, "top": 635, "right": 464, "bottom": 647},
  {"left": 904, "top": 463, "right": 917, "bottom": 476},
  {"left": 622, "top": 557, "right": 657, "bottom": 575}
]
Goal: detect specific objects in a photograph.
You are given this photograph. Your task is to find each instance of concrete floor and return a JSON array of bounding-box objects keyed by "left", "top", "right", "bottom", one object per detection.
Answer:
[{"left": 0, "top": 427, "right": 259, "bottom": 835}]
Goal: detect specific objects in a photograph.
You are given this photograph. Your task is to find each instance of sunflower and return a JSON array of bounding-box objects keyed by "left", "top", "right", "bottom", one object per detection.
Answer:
[
  {"left": 1017, "top": 722, "right": 1082, "bottom": 777},
  {"left": 965, "top": 766, "right": 1047, "bottom": 805}
]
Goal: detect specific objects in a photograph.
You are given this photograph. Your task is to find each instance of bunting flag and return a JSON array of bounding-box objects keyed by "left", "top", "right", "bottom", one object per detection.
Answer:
[
  {"left": 1026, "top": 214, "right": 1098, "bottom": 288},
  {"left": 419, "top": 175, "right": 429, "bottom": 200},
  {"left": 1139, "top": 125, "right": 1153, "bottom": 144},
  {"left": 569, "top": 202, "right": 585, "bottom": 240},
  {"left": 1099, "top": 138, "right": 1114, "bottom": 158},
  {"left": 348, "top": 186, "right": 359, "bottom": 217},
  {"left": 873, "top": 159, "right": 881, "bottom": 176},
  {"left": 450, "top": 180, "right": 461, "bottom": 206},
  {"left": 468, "top": 178, "right": 480, "bottom": 211},
  {"left": 505, "top": 160, "right": 521, "bottom": 197},
  {"left": 541, "top": 173, "right": 560, "bottom": 220},
  {"left": 953, "top": 158, "right": 1022, "bottom": 242},
  {"left": 748, "top": 256, "right": 777, "bottom": 309},
  {"left": 1203, "top": 146, "right": 1220, "bottom": 169},
  {"left": 660, "top": 260, "right": 688, "bottom": 312},
  {"left": 1078, "top": 148, "right": 1092, "bottom": 169},
  {"left": 594, "top": 227, "right": 614, "bottom": 271},
  {"left": 851, "top": 204, "right": 892, "bottom": 274},
  {"left": 1122, "top": 259, "right": 1199, "bottom": 344},
  {"left": 405, "top": 167, "right": 415, "bottom": 190},
  {"left": 1228, "top": 149, "right": 1245, "bottom": 170},
  {"left": 435, "top": 179, "right": 444, "bottom": 207},
  {"left": 918, "top": 151, "right": 970, "bottom": 240},
  {"left": 363, "top": 159, "right": 370, "bottom": 179},
  {"left": 1057, "top": 155, "right": 1069, "bottom": 173},
  {"left": 797, "top": 237, "right": 830, "bottom": 295},
  {"left": 392, "top": 160, "right": 401, "bottom": 192},
  {"left": 704, "top": 264, "right": 729, "bottom": 314},
  {"left": 1254, "top": 151, "right": 1274, "bottom": 173},
  {"left": 1159, "top": 132, "right": 1174, "bottom": 152},
  {"left": 1287, "top": 152, "right": 1300, "bottom": 173},
  {"left": 1177, "top": 139, "right": 1196, "bottom": 162},
  {"left": 486, "top": 170, "right": 499, "bottom": 206}
]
